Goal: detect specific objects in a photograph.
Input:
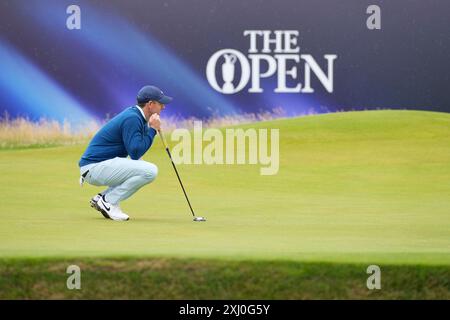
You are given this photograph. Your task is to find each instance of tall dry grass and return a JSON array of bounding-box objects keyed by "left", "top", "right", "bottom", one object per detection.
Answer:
[
  {"left": 0, "top": 117, "right": 100, "bottom": 149},
  {"left": 0, "top": 108, "right": 288, "bottom": 149},
  {"left": 162, "top": 107, "right": 287, "bottom": 130}
]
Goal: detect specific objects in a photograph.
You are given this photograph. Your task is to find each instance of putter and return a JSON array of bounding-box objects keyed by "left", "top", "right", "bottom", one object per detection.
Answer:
[{"left": 158, "top": 129, "right": 206, "bottom": 222}]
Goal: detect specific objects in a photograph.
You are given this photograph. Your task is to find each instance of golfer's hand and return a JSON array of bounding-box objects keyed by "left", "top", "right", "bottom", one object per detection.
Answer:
[{"left": 149, "top": 113, "right": 161, "bottom": 131}]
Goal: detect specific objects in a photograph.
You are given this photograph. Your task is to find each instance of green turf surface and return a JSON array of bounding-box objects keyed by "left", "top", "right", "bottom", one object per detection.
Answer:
[{"left": 0, "top": 110, "right": 449, "bottom": 298}]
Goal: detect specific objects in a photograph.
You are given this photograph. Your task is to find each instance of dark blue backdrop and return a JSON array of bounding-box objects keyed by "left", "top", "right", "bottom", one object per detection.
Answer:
[{"left": 0, "top": 0, "right": 449, "bottom": 123}]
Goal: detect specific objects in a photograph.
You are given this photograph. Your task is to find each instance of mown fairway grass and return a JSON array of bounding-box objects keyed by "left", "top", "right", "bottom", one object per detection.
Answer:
[{"left": 0, "top": 110, "right": 449, "bottom": 298}]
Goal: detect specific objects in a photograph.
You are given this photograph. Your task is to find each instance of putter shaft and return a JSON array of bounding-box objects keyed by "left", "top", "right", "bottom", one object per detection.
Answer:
[{"left": 158, "top": 129, "right": 196, "bottom": 218}]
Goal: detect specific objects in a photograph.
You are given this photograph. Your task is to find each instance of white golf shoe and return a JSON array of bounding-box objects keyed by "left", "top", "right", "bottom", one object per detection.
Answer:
[
  {"left": 95, "top": 194, "right": 130, "bottom": 221},
  {"left": 90, "top": 193, "right": 109, "bottom": 219},
  {"left": 90, "top": 194, "right": 102, "bottom": 211}
]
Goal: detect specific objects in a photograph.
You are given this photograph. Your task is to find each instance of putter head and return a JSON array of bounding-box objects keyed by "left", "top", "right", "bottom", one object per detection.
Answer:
[{"left": 193, "top": 216, "right": 206, "bottom": 222}]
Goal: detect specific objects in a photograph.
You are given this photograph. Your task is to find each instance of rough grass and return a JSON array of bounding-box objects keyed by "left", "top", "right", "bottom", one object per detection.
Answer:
[
  {"left": 0, "top": 258, "right": 448, "bottom": 299},
  {"left": 0, "top": 108, "right": 287, "bottom": 149},
  {"left": 0, "top": 117, "right": 98, "bottom": 149}
]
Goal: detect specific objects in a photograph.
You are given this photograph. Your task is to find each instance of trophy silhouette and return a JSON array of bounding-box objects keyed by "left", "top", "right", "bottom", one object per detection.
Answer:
[{"left": 221, "top": 53, "right": 237, "bottom": 93}]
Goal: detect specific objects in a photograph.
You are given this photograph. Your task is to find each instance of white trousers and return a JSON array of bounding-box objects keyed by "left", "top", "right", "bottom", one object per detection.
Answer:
[{"left": 80, "top": 157, "right": 158, "bottom": 205}]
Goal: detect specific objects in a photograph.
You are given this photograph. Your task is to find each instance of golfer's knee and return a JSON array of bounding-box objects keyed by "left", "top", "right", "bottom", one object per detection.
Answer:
[{"left": 142, "top": 163, "right": 158, "bottom": 183}]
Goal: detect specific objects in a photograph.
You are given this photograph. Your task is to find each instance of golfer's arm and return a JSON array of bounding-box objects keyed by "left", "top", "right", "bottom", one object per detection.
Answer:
[{"left": 122, "top": 118, "right": 157, "bottom": 160}]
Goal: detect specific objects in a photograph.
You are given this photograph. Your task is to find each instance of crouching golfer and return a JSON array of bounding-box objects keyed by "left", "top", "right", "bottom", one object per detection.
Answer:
[{"left": 78, "top": 85, "right": 172, "bottom": 221}]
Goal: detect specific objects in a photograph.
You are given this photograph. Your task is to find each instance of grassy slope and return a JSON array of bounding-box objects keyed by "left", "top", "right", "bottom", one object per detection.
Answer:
[
  {"left": 0, "top": 110, "right": 449, "bottom": 298},
  {"left": 1, "top": 258, "right": 448, "bottom": 299}
]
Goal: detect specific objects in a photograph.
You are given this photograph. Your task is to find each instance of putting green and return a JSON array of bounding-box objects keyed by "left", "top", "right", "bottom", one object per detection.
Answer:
[{"left": 1, "top": 110, "right": 449, "bottom": 265}]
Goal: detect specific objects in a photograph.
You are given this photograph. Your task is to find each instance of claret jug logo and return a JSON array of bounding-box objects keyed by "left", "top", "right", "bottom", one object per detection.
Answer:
[{"left": 206, "top": 30, "right": 337, "bottom": 94}]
